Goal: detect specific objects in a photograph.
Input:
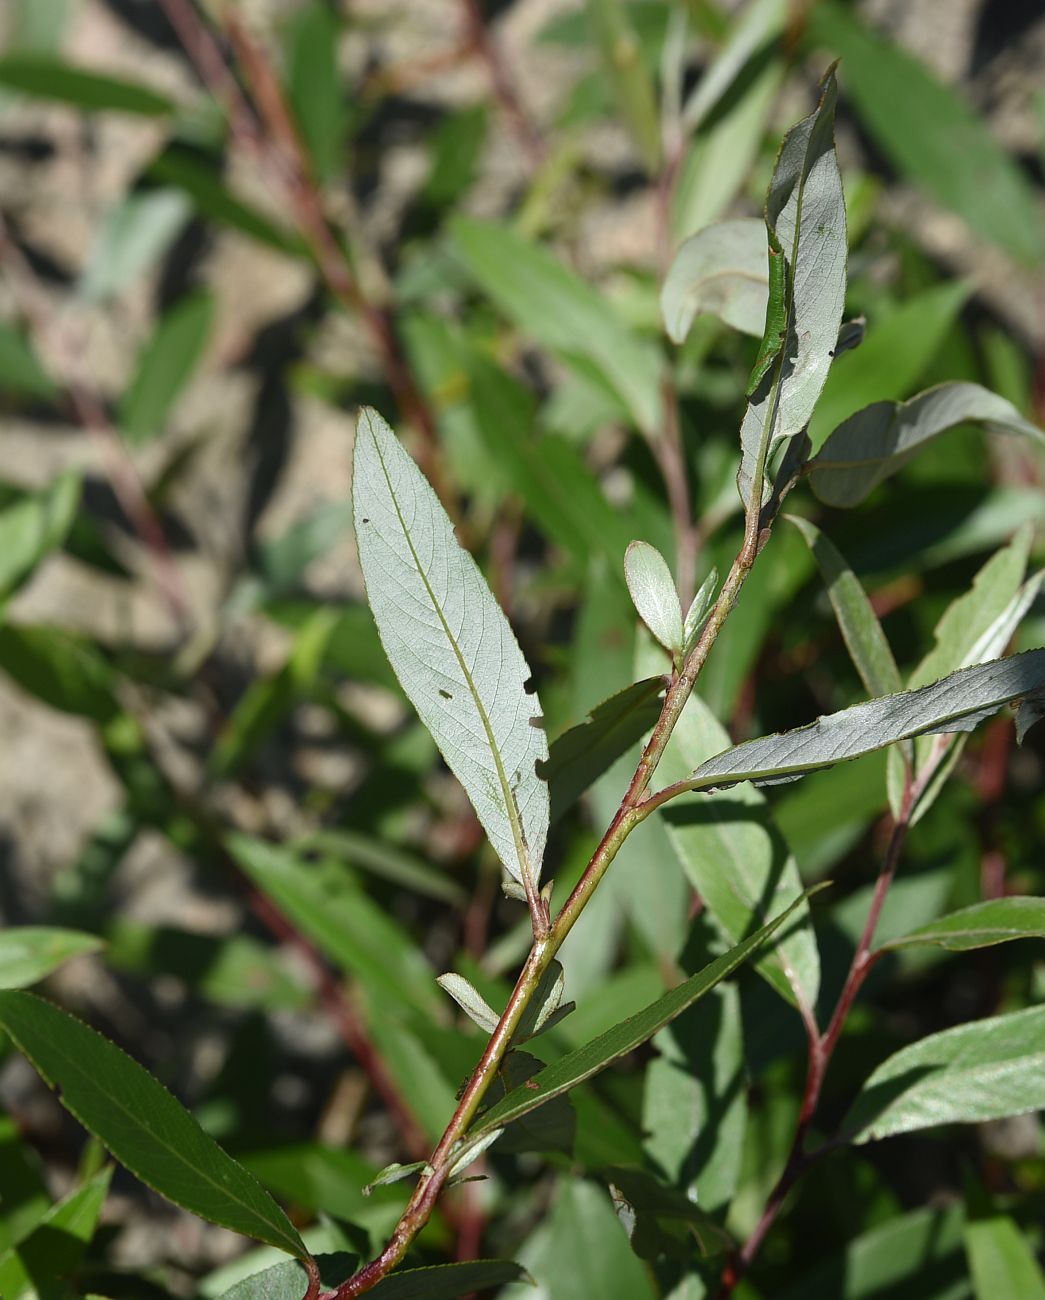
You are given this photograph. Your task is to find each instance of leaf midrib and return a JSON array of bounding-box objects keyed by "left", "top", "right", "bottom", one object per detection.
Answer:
[{"left": 370, "top": 428, "right": 533, "bottom": 889}]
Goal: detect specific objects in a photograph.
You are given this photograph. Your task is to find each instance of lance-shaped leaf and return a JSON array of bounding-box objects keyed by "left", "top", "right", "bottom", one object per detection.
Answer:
[
  {"left": 353, "top": 408, "right": 549, "bottom": 896},
  {"left": 625, "top": 542, "right": 684, "bottom": 655},
  {"left": 218, "top": 1257, "right": 527, "bottom": 1300},
  {"left": 661, "top": 218, "right": 769, "bottom": 342},
  {"left": 363, "top": 1161, "right": 428, "bottom": 1196},
  {"left": 0, "top": 471, "right": 81, "bottom": 602},
  {"left": 683, "top": 568, "right": 718, "bottom": 654},
  {"left": 470, "top": 891, "right": 815, "bottom": 1140},
  {"left": 542, "top": 677, "right": 665, "bottom": 826},
  {"left": 0, "top": 927, "right": 103, "bottom": 989},
  {"left": 881, "top": 897, "right": 1045, "bottom": 953},
  {"left": 737, "top": 66, "right": 847, "bottom": 509},
  {"left": 787, "top": 515, "right": 902, "bottom": 700},
  {"left": 0, "top": 991, "right": 308, "bottom": 1259},
  {"left": 808, "top": 382, "right": 1045, "bottom": 508},
  {"left": 847, "top": 1005, "right": 1045, "bottom": 1143},
  {"left": 0, "top": 1167, "right": 112, "bottom": 1300},
  {"left": 667, "top": 649, "right": 1045, "bottom": 793}
]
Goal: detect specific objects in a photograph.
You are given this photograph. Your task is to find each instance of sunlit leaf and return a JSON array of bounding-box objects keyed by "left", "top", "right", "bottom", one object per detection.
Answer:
[
  {"left": 79, "top": 189, "right": 191, "bottom": 303},
  {"left": 119, "top": 292, "right": 214, "bottom": 445},
  {"left": 0, "top": 1167, "right": 112, "bottom": 1300},
  {"left": 625, "top": 541, "right": 683, "bottom": 655},
  {"left": 882, "top": 897, "right": 1045, "bottom": 954},
  {"left": 965, "top": 1214, "right": 1045, "bottom": 1300},
  {"left": 847, "top": 1005, "right": 1045, "bottom": 1142},
  {"left": 0, "top": 471, "right": 81, "bottom": 602},
  {"left": 353, "top": 407, "right": 549, "bottom": 896},
  {"left": 0, "top": 53, "right": 174, "bottom": 114},
  {"left": 661, "top": 218, "right": 769, "bottom": 342},
  {"left": 0, "top": 927, "right": 102, "bottom": 990}
]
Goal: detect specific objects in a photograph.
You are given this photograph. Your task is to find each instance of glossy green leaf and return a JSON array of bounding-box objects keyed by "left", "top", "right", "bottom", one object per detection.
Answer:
[
  {"left": 737, "top": 65, "right": 847, "bottom": 508},
  {"left": 848, "top": 1005, "right": 1045, "bottom": 1142},
  {"left": 672, "top": 649, "right": 1045, "bottom": 792},
  {"left": 0, "top": 323, "right": 57, "bottom": 400},
  {"left": 0, "top": 471, "right": 81, "bottom": 602},
  {"left": 0, "top": 53, "right": 174, "bottom": 114},
  {"left": 216, "top": 1253, "right": 356, "bottom": 1300},
  {"left": 788, "top": 515, "right": 902, "bottom": 699},
  {"left": 79, "top": 189, "right": 191, "bottom": 303},
  {"left": 0, "top": 991, "right": 308, "bottom": 1258},
  {"left": 965, "top": 1215, "right": 1045, "bottom": 1300},
  {"left": 472, "top": 891, "right": 813, "bottom": 1139},
  {"left": 450, "top": 216, "right": 662, "bottom": 433},
  {"left": 655, "top": 685, "right": 820, "bottom": 1010},
  {"left": 119, "top": 292, "right": 214, "bottom": 445},
  {"left": 662, "top": 217, "right": 769, "bottom": 342},
  {"left": 808, "top": 280, "right": 972, "bottom": 449},
  {"left": 882, "top": 897, "right": 1045, "bottom": 953},
  {"left": 0, "top": 927, "right": 102, "bottom": 989},
  {"left": 227, "top": 836, "right": 442, "bottom": 1018},
  {"left": 353, "top": 407, "right": 549, "bottom": 895},
  {"left": 625, "top": 541, "right": 684, "bottom": 655},
  {"left": 808, "top": 382, "right": 1045, "bottom": 507},
  {"left": 501, "top": 1179, "right": 656, "bottom": 1300},
  {"left": 0, "top": 1167, "right": 112, "bottom": 1300},
  {"left": 808, "top": 4, "right": 1045, "bottom": 265},
  {"left": 543, "top": 677, "right": 665, "bottom": 827}
]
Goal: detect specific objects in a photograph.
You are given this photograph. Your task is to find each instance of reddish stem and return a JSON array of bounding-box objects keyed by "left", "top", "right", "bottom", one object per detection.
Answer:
[{"left": 460, "top": 0, "right": 545, "bottom": 165}]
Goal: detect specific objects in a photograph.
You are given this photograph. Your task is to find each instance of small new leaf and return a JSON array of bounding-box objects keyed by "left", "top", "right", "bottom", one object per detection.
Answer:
[
  {"left": 436, "top": 974, "right": 500, "bottom": 1035},
  {"left": 363, "top": 1161, "right": 429, "bottom": 1197},
  {"left": 625, "top": 541, "right": 684, "bottom": 656},
  {"left": 682, "top": 568, "right": 718, "bottom": 655}
]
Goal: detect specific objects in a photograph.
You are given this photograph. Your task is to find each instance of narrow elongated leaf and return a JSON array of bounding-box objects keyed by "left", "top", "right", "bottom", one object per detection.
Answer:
[
  {"left": 353, "top": 407, "right": 549, "bottom": 894},
  {"left": 542, "top": 677, "right": 665, "bottom": 826},
  {"left": 0, "top": 991, "right": 308, "bottom": 1258},
  {"left": 0, "top": 1167, "right": 112, "bottom": 1300},
  {"left": 216, "top": 1253, "right": 357, "bottom": 1300},
  {"left": 79, "top": 189, "right": 191, "bottom": 303},
  {"left": 808, "top": 382, "right": 1045, "bottom": 508},
  {"left": 882, "top": 898, "right": 1045, "bottom": 953},
  {"left": 367, "top": 1260, "right": 529, "bottom": 1298},
  {"left": 0, "top": 625, "right": 120, "bottom": 723},
  {"left": 681, "top": 0, "right": 786, "bottom": 132},
  {"left": 673, "top": 650, "right": 1045, "bottom": 792},
  {"left": 119, "top": 292, "right": 214, "bottom": 445},
  {"left": 285, "top": 2, "right": 344, "bottom": 185},
  {"left": 661, "top": 218, "right": 769, "bottom": 342},
  {"left": 965, "top": 1215, "right": 1045, "bottom": 1300},
  {"left": 788, "top": 515, "right": 902, "bottom": 699},
  {"left": 847, "top": 1005, "right": 1045, "bottom": 1142},
  {"left": 0, "top": 54, "right": 174, "bottom": 114},
  {"left": 0, "top": 1116, "right": 49, "bottom": 1253},
  {"left": 0, "top": 927, "right": 102, "bottom": 989},
  {"left": 450, "top": 217, "right": 662, "bottom": 433},
  {"left": 737, "top": 66, "right": 847, "bottom": 507},
  {"left": 472, "top": 891, "right": 813, "bottom": 1138},
  {"left": 625, "top": 542, "right": 683, "bottom": 655},
  {"left": 0, "top": 471, "right": 81, "bottom": 602},
  {"left": 808, "top": 4, "right": 1045, "bottom": 265},
  {"left": 0, "top": 323, "right": 57, "bottom": 399}
]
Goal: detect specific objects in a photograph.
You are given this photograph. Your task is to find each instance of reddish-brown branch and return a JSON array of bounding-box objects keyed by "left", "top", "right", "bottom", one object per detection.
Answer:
[{"left": 460, "top": 0, "right": 545, "bottom": 166}]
